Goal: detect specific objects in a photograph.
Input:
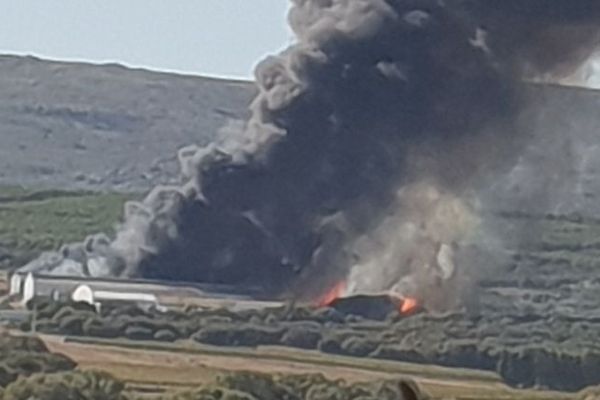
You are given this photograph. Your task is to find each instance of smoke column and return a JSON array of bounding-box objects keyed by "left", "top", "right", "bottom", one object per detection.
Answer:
[{"left": 24, "top": 0, "right": 600, "bottom": 307}]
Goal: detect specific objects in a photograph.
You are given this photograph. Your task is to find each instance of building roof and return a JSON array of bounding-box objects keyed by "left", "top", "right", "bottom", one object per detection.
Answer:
[
  {"left": 12, "top": 272, "right": 264, "bottom": 300},
  {"left": 72, "top": 284, "right": 158, "bottom": 304}
]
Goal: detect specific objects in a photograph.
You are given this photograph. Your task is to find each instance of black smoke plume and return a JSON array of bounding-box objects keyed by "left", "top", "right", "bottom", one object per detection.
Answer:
[{"left": 24, "top": 1, "right": 600, "bottom": 306}]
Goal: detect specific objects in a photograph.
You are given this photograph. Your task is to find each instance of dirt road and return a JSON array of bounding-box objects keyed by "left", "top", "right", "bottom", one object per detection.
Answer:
[{"left": 41, "top": 335, "right": 575, "bottom": 400}]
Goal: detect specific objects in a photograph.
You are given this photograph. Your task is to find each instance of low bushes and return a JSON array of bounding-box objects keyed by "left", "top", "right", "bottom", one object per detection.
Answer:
[
  {"left": 280, "top": 324, "right": 322, "bottom": 349},
  {"left": 1, "top": 370, "right": 125, "bottom": 400},
  {"left": 24, "top": 300, "right": 600, "bottom": 391},
  {"left": 192, "top": 324, "right": 285, "bottom": 347},
  {"left": 154, "top": 328, "right": 178, "bottom": 342},
  {"left": 172, "top": 371, "right": 424, "bottom": 400},
  {"left": 0, "top": 333, "right": 77, "bottom": 389}
]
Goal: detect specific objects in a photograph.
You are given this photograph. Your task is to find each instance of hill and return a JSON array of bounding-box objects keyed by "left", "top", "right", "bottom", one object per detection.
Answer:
[
  {"left": 4, "top": 56, "right": 600, "bottom": 391},
  {"left": 1, "top": 56, "right": 600, "bottom": 217},
  {"left": 0, "top": 55, "right": 255, "bottom": 192}
]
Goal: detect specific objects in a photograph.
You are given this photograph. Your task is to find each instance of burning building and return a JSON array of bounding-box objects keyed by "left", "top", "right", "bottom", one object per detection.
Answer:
[{"left": 20, "top": 1, "right": 600, "bottom": 310}]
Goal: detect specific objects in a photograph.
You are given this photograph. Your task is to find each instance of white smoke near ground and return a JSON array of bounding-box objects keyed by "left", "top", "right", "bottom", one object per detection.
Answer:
[
  {"left": 19, "top": 0, "right": 600, "bottom": 311},
  {"left": 346, "top": 182, "right": 479, "bottom": 307}
]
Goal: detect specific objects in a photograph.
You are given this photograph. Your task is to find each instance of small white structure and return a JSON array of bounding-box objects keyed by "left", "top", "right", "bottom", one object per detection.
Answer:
[
  {"left": 9, "top": 273, "right": 23, "bottom": 296},
  {"left": 71, "top": 284, "right": 94, "bottom": 305},
  {"left": 72, "top": 284, "right": 160, "bottom": 310},
  {"left": 18, "top": 272, "right": 73, "bottom": 306},
  {"left": 22, "top": 273, "right": 35, "bottom": 305}
]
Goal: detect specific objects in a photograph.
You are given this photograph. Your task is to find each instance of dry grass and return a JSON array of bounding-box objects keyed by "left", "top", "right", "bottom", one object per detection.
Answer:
[{"left": 40, "top": 334, "right": 579, "bottom": 400}]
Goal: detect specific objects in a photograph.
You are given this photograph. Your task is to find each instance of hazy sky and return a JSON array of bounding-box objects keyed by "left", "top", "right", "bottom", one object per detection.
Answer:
[{"left": 0, "top": 1, "right": 293, "bottom": 79}]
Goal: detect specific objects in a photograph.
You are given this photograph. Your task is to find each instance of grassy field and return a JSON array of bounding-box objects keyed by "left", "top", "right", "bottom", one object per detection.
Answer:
[
  {"left": 39, "top": 334, "right": 581, "bottom": 400},
  {"left": 0, "top": 185, "right": 137, "bottom": 269},
  {"left": 2, "top": 184, "right": 599, "bottom": 277},
  {"left": 2, "top": 184, "right": 597, "bottom": 266},
  {"left": 4, "top": 187, "right": 600, "bottom": 397}
]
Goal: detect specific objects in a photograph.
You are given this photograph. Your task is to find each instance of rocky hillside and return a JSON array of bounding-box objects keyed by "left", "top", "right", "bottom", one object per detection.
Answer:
[
  {"left": 4, "top": 56, "right": 600, "bottom": 391},
  {"left": 490, "top": 83, "right": 600, "bottom": 217},
  {"left": 1, "top": 55, "right": 600, "bottom": 217},
  {"left": 0, "top": 55, "right": 255, "bottom": 192}
]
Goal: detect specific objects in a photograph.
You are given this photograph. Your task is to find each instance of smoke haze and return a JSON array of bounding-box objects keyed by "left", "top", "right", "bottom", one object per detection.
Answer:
[{"left": 22, "top": 0, "right": 600, "bottom": 309}]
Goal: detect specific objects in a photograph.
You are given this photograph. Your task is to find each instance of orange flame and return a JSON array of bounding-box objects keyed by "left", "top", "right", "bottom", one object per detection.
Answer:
[
  {"left": 399, "top": 297, "right": 419, "bottom": 314},
  {"left": 316, "top": 281, "right": 346, "bottom": 307}
]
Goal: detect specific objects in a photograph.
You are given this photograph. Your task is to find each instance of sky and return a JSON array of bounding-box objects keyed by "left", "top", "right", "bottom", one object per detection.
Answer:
[
  {"left": 1, "top": 2, "right": 600, "bottom": 86},
  {"left": 0, "top": 1, "right": 293, "bottom": 80}
]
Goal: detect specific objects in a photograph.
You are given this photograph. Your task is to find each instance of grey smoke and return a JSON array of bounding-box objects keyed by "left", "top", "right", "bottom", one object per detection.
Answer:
[{"left": 22, "top": 0, "right": 600, "bottom": 308}]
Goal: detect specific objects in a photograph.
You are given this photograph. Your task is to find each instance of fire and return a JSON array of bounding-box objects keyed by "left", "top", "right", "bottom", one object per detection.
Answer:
[
  {"left": 316, "top": 280, "right": 346, "bottom": 307},
  {"left": 314, "top": 282, "right": 420, "bottom": 317},
  {"left": 399, "top": 297, "right": 419, "bottom": 314}
]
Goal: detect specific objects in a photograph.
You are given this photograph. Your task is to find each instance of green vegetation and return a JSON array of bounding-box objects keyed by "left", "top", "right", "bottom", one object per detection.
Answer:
[
  {"left": 495, "top": 211, "right": 600, "bottom": 276},
  {"left": 0, "top": 185, "right": 136, "bottom": 269},
  {"left": 22, "top": 298, "right": 600, "bottom": 392},
  {"left": 4, "top": 187, "right": 600, "bottom": 392},
  {"left": 0, "top": 332, "right": 76, "bottom": 389},
  {"left": 0, "top": 369, "right": 423, "bottom": 400},
  {"left": 0, "top": 331, "right": 433, "bottom": 400},
  {"left": 62, "top": 334, "right": 498, "bottom": 384},
  {"left": 1, "top": 370, "right": 125, "bottom": 400},
  {"left": 171, "top": 371, "right": 424, "bottom": 400}
]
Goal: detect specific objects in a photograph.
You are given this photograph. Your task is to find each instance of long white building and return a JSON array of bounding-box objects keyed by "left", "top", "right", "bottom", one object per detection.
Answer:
[{"left": 9, "top": 272, "right": 282, "bottom": 311}]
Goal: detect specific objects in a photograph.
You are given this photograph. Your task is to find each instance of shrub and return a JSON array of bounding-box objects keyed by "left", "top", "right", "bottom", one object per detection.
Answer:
[
  {"left": 80, "top": 316, "right": 124, "bottom": 339},
  {"left": 6, "top": 351, "right": 76, "bottom": 375},
  {"left": 52, "top": 303, "right": 96, "bottom": 323},
  {"left": 191, "top": 325, "right": 233, "bottom": 346},
  {"left": 340, "top": 336, "right": 378, "bottom": 357},
  {"left": 236, "top": 325, "right": 284, "bottom": 347},
  {"left": 25, "top": 298, "right": 60, "bottom": 318},
  {"left": 496, "top": 348, "right": 535, "bottom": 388},
  {"left": 82, "top": 317, "right": 103, "bottom": 336},
  {"left": 124, "top": 326, "right": 154, "bottom": 341},
  {"left": 57, "top": 314, "right": 87, "bottom": 336},
  {"left": 200, "top": 316, "right": 235, "bottom": 326},
  {"left": 192, "top": 325, "right": 284, "bottom": 347},
  {"left": 154, "top": 328, "right": 178, "bottom": 342},
  {"left": 204, "top": 372, "right": 426, "bottom": 400},
  {"left": 32, "top": 318, "right": 60, "bottom": 334},
  {"left": 274, "top": 373, "right": 328, "bottom": 397},
  {"left": 71, "top": 301, "right": 97, "bottom": 313},
  {"left": 317, "top": 331, "right": 358, "bottom": 355},
  {"left": 311, "top": 308, "right": 346, "bottom": 324},
  {"left": 104, "top": 304, "right": 149, "bottom": 319},
  {"left": 0, "top": 365, "right": 18, "bottom": 388},
  {"left": 305, "top": 383, "right": 346, "bottom": 400},
  {"left": 0, "top": 333, "right": 75, "bottom": 388},
  {"left": 172, "top": 387, "right": 257, "bottom": 400},
  {"left": 280, "top": 325, "right": 322, "bottom": 350},
  {"left": 1, "top": 370, "right": 126, "bottom": 400},
  {"left": 370, "top": 345, "right": 427, "bottom": 364},
  {"left": 216, "top": 371, "right": 298, "bottom": 400},
  {"left": 122, "top": 316, "right": 159, "bottom": 331},
  {"left": 581, "top": 350, "right": 600, "bottom": 386},
  {"left": 435, "top": 342, "right": 496, "bottom": 371},
  {"left": 0, "top": 334, "right": 48, "bottom": 353},
  {"left": 51, "top": 306, "right": 77, "bottom": 322}
]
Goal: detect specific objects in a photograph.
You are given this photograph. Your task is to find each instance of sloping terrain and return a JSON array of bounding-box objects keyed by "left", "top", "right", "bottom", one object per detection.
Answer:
[
  {"left": 489, "top": 84, "right": 600, "bottom": 216},
  {"left": 1, "top": 56, "right": 600, "bottom": 215},
  {"left": 0, "top": 55, "right": 255, "bottom": 191},
  {"left": 4, "top": 56, "right": 600, "bottom": 391},
  {"left": 42, "top": 335, "right": 575, "bottom": 400},
  {"left": 0, "top": 186, "right": 136, "bottom": 269}
]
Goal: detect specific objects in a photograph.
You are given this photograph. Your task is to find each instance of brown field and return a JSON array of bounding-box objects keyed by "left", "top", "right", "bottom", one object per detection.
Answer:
[{"left": 40, "top": 334, "right": 582, "bottom": 400}]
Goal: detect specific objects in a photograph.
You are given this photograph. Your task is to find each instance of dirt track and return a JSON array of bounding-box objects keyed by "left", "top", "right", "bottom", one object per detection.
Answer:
[{"left": 42, "top": 335, "right": 574, "bottom": 400}]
